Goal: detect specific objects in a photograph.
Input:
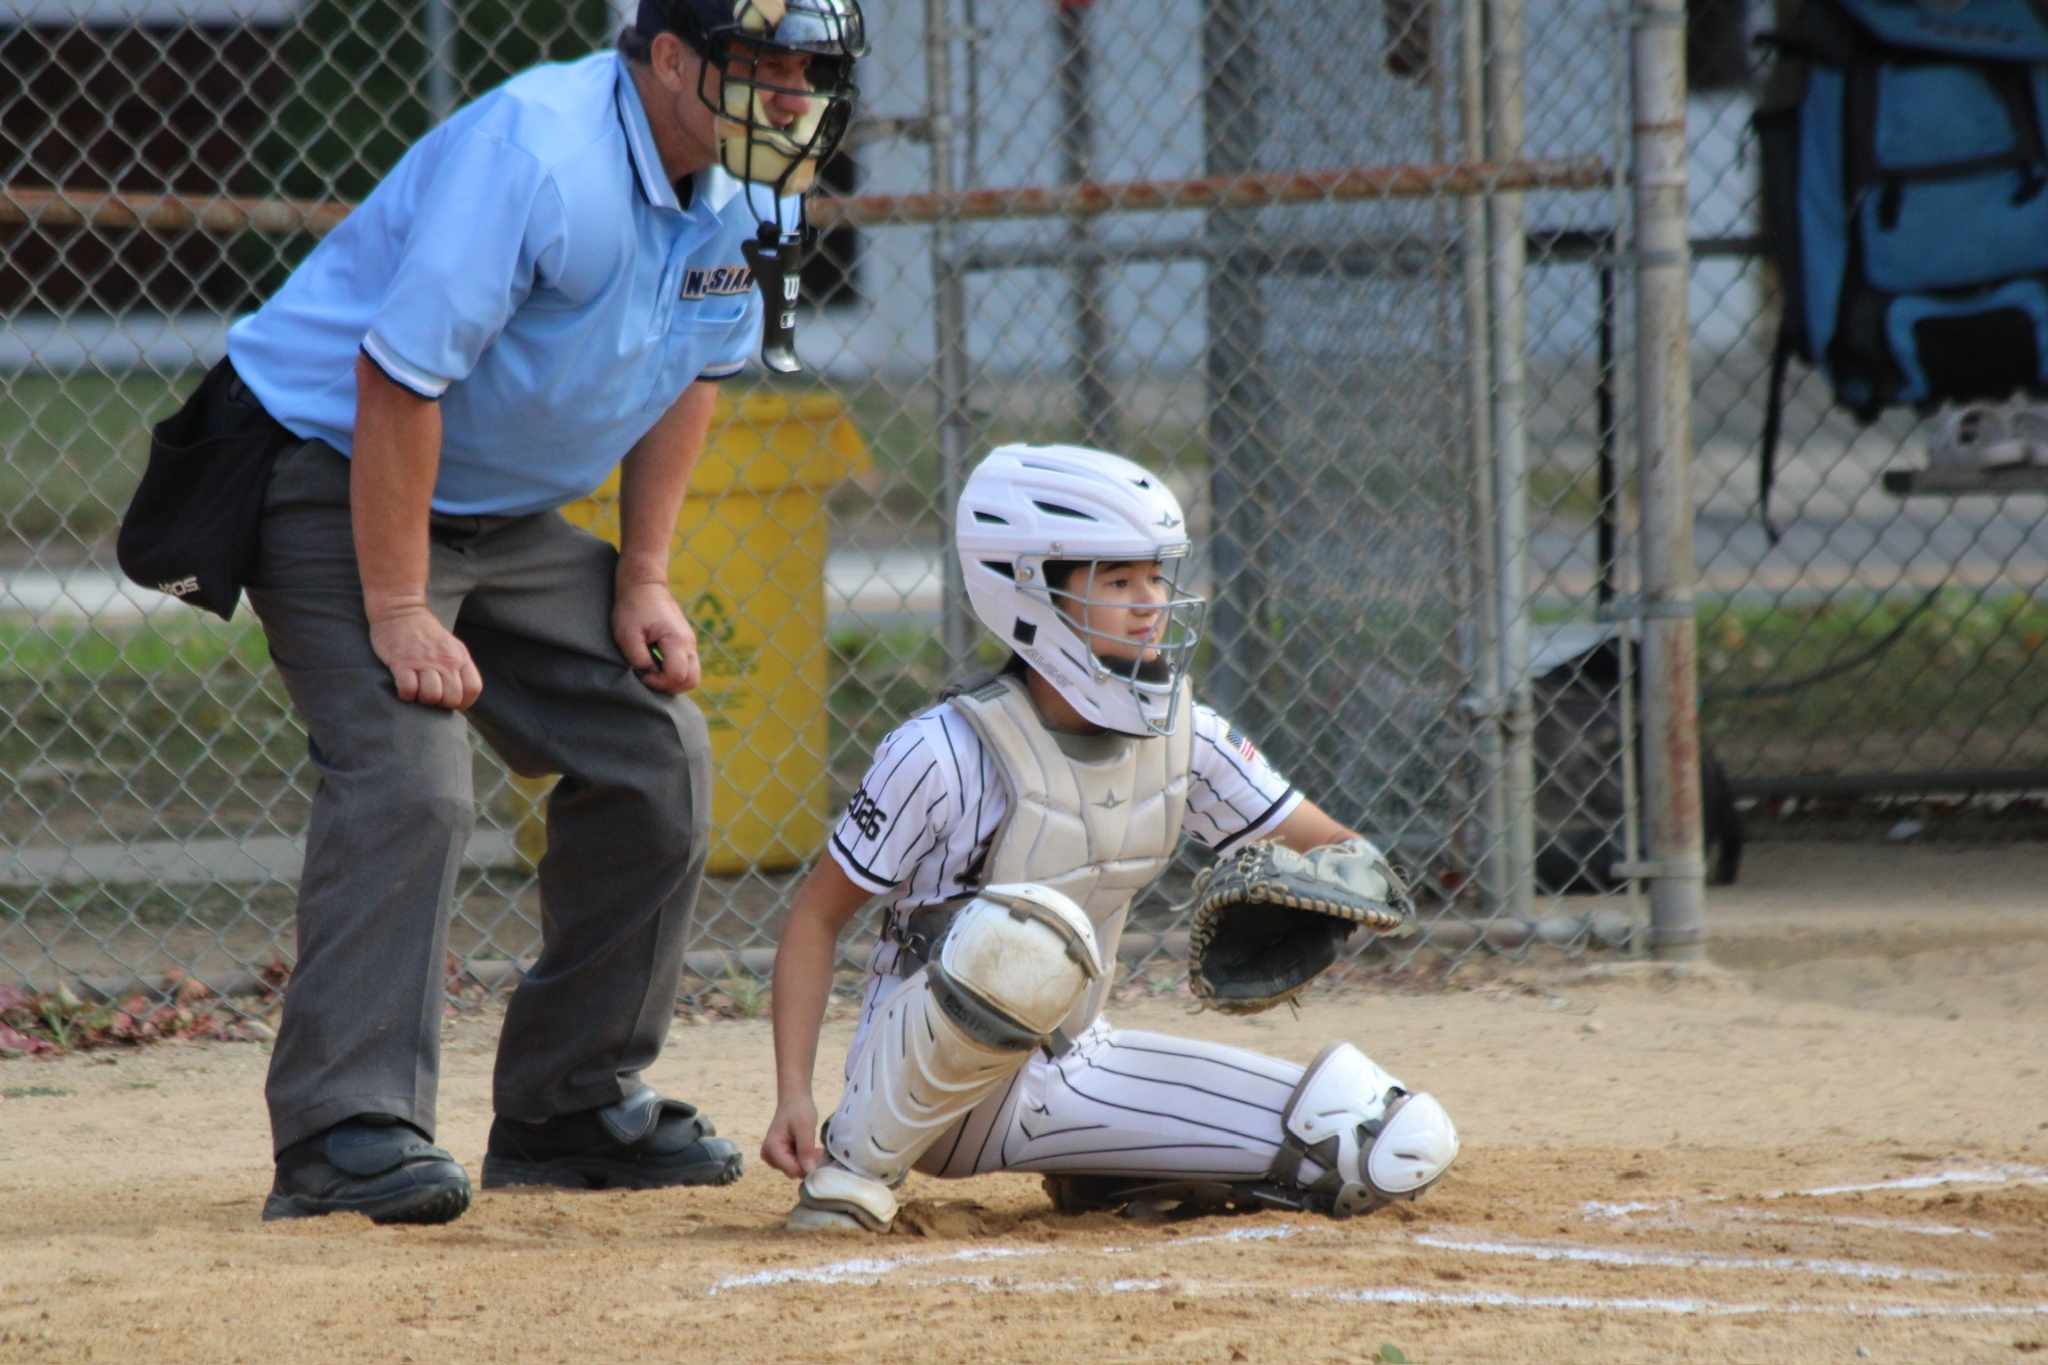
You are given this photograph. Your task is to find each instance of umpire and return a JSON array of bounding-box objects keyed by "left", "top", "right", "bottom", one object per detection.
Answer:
[{"left": 220, "top": 0, "right": 865, "bottom": 1224}]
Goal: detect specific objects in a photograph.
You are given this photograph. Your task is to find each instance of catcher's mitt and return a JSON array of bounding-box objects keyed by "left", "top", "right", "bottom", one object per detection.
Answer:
[{"left": 1187, "top": 837, "right": 1414, "bottom": 1015}]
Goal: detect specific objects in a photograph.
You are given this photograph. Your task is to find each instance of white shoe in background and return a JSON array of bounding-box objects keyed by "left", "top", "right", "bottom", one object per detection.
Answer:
[{"left": 1925, "top": 398, "right": 2048, "bottom": 469}]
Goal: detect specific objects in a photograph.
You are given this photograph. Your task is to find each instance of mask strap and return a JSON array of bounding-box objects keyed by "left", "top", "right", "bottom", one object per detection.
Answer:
[{"left": 741, "top": 221, "right": 810, "bottom": 374}]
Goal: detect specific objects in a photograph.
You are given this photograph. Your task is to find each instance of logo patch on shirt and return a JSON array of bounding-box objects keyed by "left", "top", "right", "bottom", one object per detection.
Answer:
[
  {"left": 1226, "top": 726, "right": 1258, "bottom": 762},
  {"left": 680, "top": 265, "right": 755, "bottom": 299},
  {"left": 846, "top": 789, "right": 885, "bottom": 840}
]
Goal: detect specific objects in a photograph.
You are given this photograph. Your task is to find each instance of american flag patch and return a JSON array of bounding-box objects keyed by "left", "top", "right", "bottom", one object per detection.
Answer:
[{"left": 1226, "top": 726, "right": 1257, "bottom": 761}]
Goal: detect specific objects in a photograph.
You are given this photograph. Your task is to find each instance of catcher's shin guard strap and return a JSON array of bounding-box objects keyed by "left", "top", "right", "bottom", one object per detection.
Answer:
[
  {"left": 884, "top": 900, "right": 966, "bottom": 976},
  {"left": 1044, "top": 1173, "right": 1312, "bottom": 1220}
]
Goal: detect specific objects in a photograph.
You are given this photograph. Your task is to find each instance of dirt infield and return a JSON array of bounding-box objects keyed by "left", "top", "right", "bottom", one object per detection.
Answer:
[{"left": 3, "top": 840, "right": 2046, "bottom": 1364}]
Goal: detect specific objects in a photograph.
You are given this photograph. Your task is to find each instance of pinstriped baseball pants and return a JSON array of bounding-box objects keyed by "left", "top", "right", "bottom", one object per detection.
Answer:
[
  {"left": 911, "top": 1017, "right": 1312, "bottom": 1181},
  {"left": 833, "top": 967, "right": 1333, "bottom": 1183}
]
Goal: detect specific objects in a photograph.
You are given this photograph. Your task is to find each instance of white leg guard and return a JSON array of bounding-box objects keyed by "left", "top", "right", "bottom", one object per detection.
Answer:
[
  {"left": 795, "top": 884, "right": 1101, "bottom": 1231},
  {"left": 1270, "top": 1041, "right": 1459, "bottom": 1217},
  {"left": 1029, "top": 1035, "right": 1456, "bottom": 1222}
]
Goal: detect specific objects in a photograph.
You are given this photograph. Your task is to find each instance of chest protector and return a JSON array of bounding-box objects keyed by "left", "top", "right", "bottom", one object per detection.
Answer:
[{"left": 951, "top": 674, "right": 1193, "bottom": 1035}]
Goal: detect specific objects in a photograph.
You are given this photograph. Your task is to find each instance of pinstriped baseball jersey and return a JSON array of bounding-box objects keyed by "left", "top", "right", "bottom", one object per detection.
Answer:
[{"left": 826, "top": 694, "right": 1302, "bottom": 958}]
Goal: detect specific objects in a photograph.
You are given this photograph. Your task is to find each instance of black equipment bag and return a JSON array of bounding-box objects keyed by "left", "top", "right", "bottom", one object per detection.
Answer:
[
  {"left": 1532, "top": 630, "right": 1744, "bottom": 896},
  {"left": 116, "top": 358, "right": 298, "bottom": 621}
]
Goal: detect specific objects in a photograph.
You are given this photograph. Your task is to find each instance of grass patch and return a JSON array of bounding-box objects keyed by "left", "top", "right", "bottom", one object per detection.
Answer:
[
  {"left": 680, "top": 967, "right": 771, "bottom": 1021},
  {"left": 823, "top": 625, "right": 1001, "bottom": 797},
  {"left": 0, "top": 369, "right": 197, "bottom": 548},
  {"left": 3, "top": 587, "right": 2038, "bottom": 858},
  {"left": 1, "top": 615, "right": 273, "bottom": 677},
  {"left": 5, "top": 591, "right": 2035, "bottom": 803},
  {"left": 1699, "top": 588, "right": 2048, "bottom": 769},
  {"left": 820, "top": 385, "right": 1217, "bottom": 499},
  {"left": 1700, "top": 589, "right": 2048, "bottom": 695},
  {"left": 0, "top": 618, "right": 299, "bottom": 825},
  {"left": 1525, "top": 460, "right": 1615, "bottom": 523},
  {"left": 0, "top": 880, "right": 300, "bottom": 932}
]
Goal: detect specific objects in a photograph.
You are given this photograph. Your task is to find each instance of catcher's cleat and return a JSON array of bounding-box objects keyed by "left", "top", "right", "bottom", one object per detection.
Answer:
[
  {"left": 786, "top": 1161, "right": 899, "bottom": 1233},
  {"left": 1043, "top": 1173, "right": 1313, "bottom": 1221},
  {"left": 262, "top": 1115, "right": 471, "bottom": 1224},
  {"left": 481, "top": 1086, "right": 742, "bottom": 1191}
]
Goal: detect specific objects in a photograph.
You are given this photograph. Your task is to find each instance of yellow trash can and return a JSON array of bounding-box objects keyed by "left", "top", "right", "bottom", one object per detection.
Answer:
[{"left": 514, "top": 390, "right": 869, "bottom": 876}]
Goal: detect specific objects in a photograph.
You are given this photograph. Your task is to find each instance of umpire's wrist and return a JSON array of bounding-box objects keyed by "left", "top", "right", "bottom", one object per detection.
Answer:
[
  {"left": 362, "top": 588, "right": 432, "bottom": 624},
  {"left": 614, "top": 554, "right": 670, "bottom": 592}
]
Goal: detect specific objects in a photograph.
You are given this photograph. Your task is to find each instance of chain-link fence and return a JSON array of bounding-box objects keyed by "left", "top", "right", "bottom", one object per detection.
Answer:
[{"left": 5, "top": 0, "right": 2033, "bottom": 1009}]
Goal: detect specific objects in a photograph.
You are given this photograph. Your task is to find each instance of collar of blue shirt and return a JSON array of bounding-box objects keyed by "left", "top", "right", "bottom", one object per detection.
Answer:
[{"left": 611, "top": 51, "right": 742, "bottom": 218}]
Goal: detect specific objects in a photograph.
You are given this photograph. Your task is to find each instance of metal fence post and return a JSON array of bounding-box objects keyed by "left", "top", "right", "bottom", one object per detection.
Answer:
[
  {"left": 1458, "top": 0, "right": 1508, "bottom": 919},
  {"left": 1630, "top": 0, "right": 1707, "bottom": 960},
  {"left": 1485, "top": 0, "right": 1535, "bottom": 925},
  {"left": 1200, "top": 0, "right": 1271, "bottom": 736},
  {"left": 1055, "top": 0, "right": 1113, "bottom": 445},
  {"left": 927, "top": 0, "right": 975, "bottom": 671},
  {"left": 425, "top": 0, "right": 457, "bottom": 125}
]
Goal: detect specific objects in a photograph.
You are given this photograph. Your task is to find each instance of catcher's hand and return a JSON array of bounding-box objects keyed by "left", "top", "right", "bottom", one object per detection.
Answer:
[{"left": 1187, "top": 837, "right": 1414, "bottom": 1015}]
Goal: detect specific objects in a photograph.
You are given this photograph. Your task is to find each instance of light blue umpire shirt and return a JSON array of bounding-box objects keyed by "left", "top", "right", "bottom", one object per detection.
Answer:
[{"left": 227, "top": 50, "right": 784, "bottom": 517}]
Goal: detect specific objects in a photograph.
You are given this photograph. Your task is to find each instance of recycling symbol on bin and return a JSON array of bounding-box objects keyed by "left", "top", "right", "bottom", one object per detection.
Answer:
[{"left": 690, "top": 591, "right": 738, "bottom": 646}]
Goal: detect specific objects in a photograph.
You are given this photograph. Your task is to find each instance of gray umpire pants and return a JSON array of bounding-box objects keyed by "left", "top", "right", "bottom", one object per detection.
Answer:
[{"left": 246, "top": 440, "right": 712, "bottom": 1155}]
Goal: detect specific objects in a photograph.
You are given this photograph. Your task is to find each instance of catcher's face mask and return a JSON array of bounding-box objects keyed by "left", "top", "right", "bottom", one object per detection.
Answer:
[
  {"left": 672, "top": 0, "right": 863, "bottom": 224},
  {"left": 645, "top": 0, "right": 865, "bottom": 372},
  {"left": 1036, "top": 554, "right": 1205, "bottom": 736}
]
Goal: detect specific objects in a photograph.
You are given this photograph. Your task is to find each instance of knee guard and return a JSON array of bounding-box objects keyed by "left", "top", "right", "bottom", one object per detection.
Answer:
[
  {"left": 801, "top": 884, "right": 1102, "bottom": 1230},
  {"left": 1269, "top": 1042, "right": 1459, "bottom": 1217}
]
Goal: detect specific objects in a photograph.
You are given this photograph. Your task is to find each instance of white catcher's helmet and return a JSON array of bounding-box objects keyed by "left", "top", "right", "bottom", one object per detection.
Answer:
[{"left": 956, "top": 444, "right": 1206, "bottom": 737}]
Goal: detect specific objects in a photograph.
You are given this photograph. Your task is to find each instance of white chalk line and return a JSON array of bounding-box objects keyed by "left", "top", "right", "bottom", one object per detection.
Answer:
[
  {"left": 1582, "top": 1162, "right": 2048, "bottom": 1240},
  {"left": 1415, "top": 1232, "right": 1966, "bottom": 1283},
  {"left": 1582, "top": 1199, "right": 1667, "bottom": 1219},
  {"left": 705, "top": 1224, "right": 1292, "bottom": 1295},
  {"left": 706, "top": 1163, "right": 2048, "bottom": 1321},
  {"left": 1584, "top": 1200, "right": 1996, "bottom": 1242},
  {"left": 715, "top": 1256, "right": 2048, "bottom": 1322},
  {"left": 1778, "top": 1163, "right": 2048, "bottom": 1199},
  {"left": 1308, "top": 1286, "right": 2048, "bottom": 1320},
  {"left": 1728, "top": 1207, "right": 1995, "bottom": 1241}
]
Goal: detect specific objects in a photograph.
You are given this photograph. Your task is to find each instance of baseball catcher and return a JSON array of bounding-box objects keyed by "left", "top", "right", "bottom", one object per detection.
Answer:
[{"left": 761, "top": 443, "right": 1459, "bottom": 1232}]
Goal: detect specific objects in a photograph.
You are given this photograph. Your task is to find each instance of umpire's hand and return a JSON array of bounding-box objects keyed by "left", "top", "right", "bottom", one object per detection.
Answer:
[
  {"left": 614, "top": 582, "right": 701, "bottom": 694},
  {"left": 369, "top": 603, "right": 484, "bottom": 710}
]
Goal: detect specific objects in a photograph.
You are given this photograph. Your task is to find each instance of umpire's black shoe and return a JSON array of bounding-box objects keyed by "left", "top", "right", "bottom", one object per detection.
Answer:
[
  {"left": 481, "top": 1085, "right": 743, "bottom": 1191},
  {"left": 262, "top": 1115, "right": 472, "bottom": 1225}
]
